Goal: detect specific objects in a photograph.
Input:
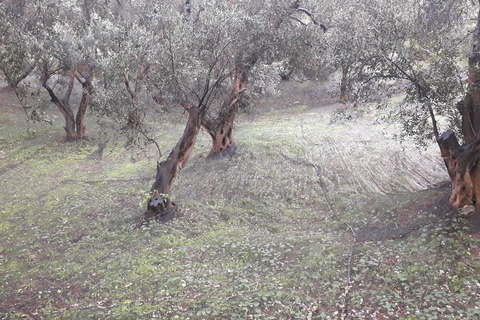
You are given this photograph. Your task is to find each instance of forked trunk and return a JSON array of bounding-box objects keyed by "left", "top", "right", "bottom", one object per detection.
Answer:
[
  {"left": 202, "top": 68, "right": 248, "bottom": 157},
  {"left": 202, "top": 109, "right": 236, "bottom": 156},
  {"left": 145, "top": 106, "right": 204, "bottom": 220},
  {"left": 42, "top": 67, "right": 93, "bottom": 142}
]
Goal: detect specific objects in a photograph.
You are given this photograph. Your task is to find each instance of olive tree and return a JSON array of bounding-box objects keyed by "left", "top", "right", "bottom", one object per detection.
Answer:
[
  {"left": 34, "top": 1, "right": 108, "bottom": 141},
  {"left": 439, "top": 1, "right": 480, "bottom": 216},
  {"left": 91, "top": 0, "right": 326, "bottom": 219},
  {"left": 0, "top": 0, "right": 106, "bottom": 141},
  {"left": 198, "top": 0, "right": 326, "bottom": 157},
  {"left": 92, "top": 0, "right": 249, "bottom": 219},
  {"left": 324, "top": 0, "right": 480, "bottom": 216}
]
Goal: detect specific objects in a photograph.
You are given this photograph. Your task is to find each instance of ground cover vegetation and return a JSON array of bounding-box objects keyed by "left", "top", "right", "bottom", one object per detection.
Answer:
[{"left": 1, "top": 0, "right": 480, "bottom": 319}]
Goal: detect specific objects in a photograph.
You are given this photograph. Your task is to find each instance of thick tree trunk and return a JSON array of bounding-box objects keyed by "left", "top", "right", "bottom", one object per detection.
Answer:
[
  {"left": 202, "top": 109, "right": 236, "bottom": 156},
  {"left": 145, "top": 106, "right": 205, "bottom": 220},
  {"left": 438, "top": 4, "right": 480, "bottom": 218},
  {"left": 437, "top": 131, "right": 477, "bottom": 208},
  {"left": 463, "top": 3, "right": 480, "bottom": 144},
  {"left": 202, "top": 68, "right": 248, "bottom": 157}
]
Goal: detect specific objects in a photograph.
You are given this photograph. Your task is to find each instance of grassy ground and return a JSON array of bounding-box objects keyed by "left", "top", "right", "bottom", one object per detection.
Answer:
[{"left": 1, "top": 81, "right": 479, "bottom": 320}]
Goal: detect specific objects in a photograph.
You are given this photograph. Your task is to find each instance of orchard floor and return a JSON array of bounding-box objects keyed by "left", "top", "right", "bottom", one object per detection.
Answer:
[{"left": 1, "top": 80, "right": 480, "bottom": 319}]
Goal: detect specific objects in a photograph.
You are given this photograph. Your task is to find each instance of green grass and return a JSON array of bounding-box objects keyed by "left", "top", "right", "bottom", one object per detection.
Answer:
[{"left": 1, "top": 82, "right": 479, "bottom": 319}]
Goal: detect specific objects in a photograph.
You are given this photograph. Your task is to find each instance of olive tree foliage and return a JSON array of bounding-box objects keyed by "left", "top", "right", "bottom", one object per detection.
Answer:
[
  {"left": 92, "top": 0, "right": 325, "bottom": 149},
  {"left": 271, "top": 0, "right": 330, "bottom": 82},
  {"left": 92, "top": 0, "right": 251, "bottom": 147},
  {"left": 324, "top": 0, "right": 471, "bottom": 145},
  {"left": 324, "top": 0, "right": 480, "bottom": 216},
  {"left": 198, "top": 0, "right": 327, "bottom": 156},
  {"left": 0, "top": 2, "right": 35, "bottom": 88},
  {"left": 91, "top": 1, "right": 161, "bottom": 146},
  {"left": 0, "top": 1, "right": 44, "bottom": 127}
]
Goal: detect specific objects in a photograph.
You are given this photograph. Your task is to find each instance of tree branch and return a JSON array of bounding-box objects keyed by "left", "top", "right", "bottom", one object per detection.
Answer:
[
  {"left": 297, "top": 7, "right": 319, "bottom": 25},
  {"left": 124, "top": 71, "right": 136, "bottom": 101},
  {"left": 289, "top": 15, "right": 307, "bottom": 26},
  {"left": 427, "top": 102, "right": 439, "bottom": 139}
]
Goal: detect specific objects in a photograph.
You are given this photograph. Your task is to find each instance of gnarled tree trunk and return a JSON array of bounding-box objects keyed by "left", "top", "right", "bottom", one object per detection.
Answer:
[
  {"left": 145, "top": 106, "right": 205, "bottom": 220},
  {"left": 437, "top": 131, "right": 479, "bottom": 208},
  {"left": 202, "top": 68, "right": 248, "bottom": 157},
  {"left": 437, "top": 4, "right": 480, "bottom": 217},
  {"left": 202, "top": 107, "right": 236, "bottom": 156}
]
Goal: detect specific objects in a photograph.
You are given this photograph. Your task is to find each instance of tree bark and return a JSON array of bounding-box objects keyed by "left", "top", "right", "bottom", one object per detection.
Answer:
[
  {"left": 75, "top": 67, "right": 93, "bottom": 139},
  {"left": 202, "top": 108, "right": 236, "bottom": 156},
  {"left": 437, "top": 4, "right": 480, "bottom": 218},
  {"left": 463, "top": 1, "right": 480, "bottom": 144},
  {"left": 339, "top": 64, "right": 349, "bottom": 104},
  {"left": 461, "top": 60, "right": 480, "bottom": 144},
  {"left": 145, "top": 106, "right": 205, "bottom": 219},
  {"left": 437, "top": 131, "right": 476, "bottom": 208},
  {"left": 202, "top": 68, "right": 248, "bottom": 157}
]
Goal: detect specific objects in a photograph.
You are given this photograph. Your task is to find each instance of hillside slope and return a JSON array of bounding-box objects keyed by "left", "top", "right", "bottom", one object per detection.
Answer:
[{"left": 1, "top": 81, "right": 479, "bottom": 319}]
